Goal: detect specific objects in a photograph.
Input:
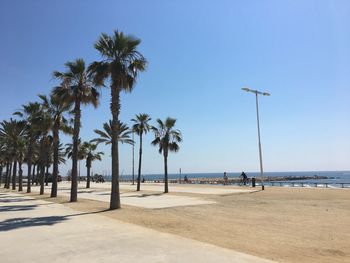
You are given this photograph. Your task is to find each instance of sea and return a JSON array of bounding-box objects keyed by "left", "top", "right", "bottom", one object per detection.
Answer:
[{"left": 111, "top": 170, "right": 350, "bottom": 187}]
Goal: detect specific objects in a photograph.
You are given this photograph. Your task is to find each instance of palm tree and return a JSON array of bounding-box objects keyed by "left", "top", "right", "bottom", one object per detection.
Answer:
[
  {"left": 37, "top": 112, "right": 52, "bottom": 195},
  {"left": 81, "top": 142, "right": 103, "bottom": 188},
  {"left": 89, "top": 30, "right": 147, "bottom": 209},
  {"left": 91, "top": 121, "right": 133, "bottom": 188},
  {"left": 53, "top": 58, "right": 100, "bottom": 202},
  {"left": 151, "top": 117, "right": 182, "bottom": 193},
  {"left": 0, "top": 119, "right": 27, "bottom": 190},
  {"left": 131, "top": 113, "right": 152, "bottom": 191},
  {"left": 14, "top": 102, "right": 41, "bottom": 193},
  {"left": 39, "top": 94, "right": 71, "bottom": 197}
]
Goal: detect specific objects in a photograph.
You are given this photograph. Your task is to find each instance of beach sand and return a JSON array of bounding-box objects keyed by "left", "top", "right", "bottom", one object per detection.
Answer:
[{"left": 7, "top": 184, "right": 350, "bottom": 263}]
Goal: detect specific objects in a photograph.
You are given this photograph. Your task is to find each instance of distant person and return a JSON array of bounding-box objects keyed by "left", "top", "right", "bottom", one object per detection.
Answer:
[
  {"left": 142, "top": 176, "right": 145, "bottom": 183},
  {"left": 241, "top": 172, "right": 247, "bottom": 185},
  {"left": 223, "top": 172, "right": 228, "bottom": 185},
  {"left": 184, "top": 175, "right": 188, "bottom": 183}
]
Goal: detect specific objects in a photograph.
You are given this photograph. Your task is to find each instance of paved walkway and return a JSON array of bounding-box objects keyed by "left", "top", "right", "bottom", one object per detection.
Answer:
[
  {"left": 0, "top": 191, "right": 275, "bottom": 263},
  {"left": 29, "top": 182, "right": 253, "bottom": 209}
]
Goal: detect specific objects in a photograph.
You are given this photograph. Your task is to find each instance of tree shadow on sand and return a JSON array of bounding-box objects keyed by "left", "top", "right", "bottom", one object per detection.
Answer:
[
  {"left": 0, "top": 197, "right": 35, "bottom": 203},
  {"left": 0, "top": 216, "right": 68, "bottom": 232},
  {"left": 0, "top": 204, "right": 38, "bottom": 213},
  {"left": 123, "top": 193, "right": 165, "bottom": 198},
  {"left": 0, "top": 210, "right": 109, "bottom": 232}
]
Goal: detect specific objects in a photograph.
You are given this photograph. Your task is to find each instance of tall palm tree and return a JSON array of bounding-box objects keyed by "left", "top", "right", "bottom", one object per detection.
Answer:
[
  {"left": 131, "top": 113, "right": 152, "bottom": 191},
  {"left": 14, "top": 102, "right": 41, "bottom": 193},
  {"left": 89, "top": 30, "right": 147, "bottom": 209},
  {"left": 0, "top": 119, "right": 27, "bottom": 190},
  {"left": 53, "top": 58, "right": 100, "bottom": 202},
  {"left": 39, "top": 94, "right": 71, "bottom": 197},
  {"left": 151, "top": 117, "right": 182, "bottom": 193},
  {"left": 81, "top": 142, "right": 103, "bottom": 188}
]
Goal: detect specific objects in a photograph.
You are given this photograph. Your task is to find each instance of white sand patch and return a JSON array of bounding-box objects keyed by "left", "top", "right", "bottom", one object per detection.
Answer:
[{"left": 29, "top": 185, "right": 216, "bottom": 209}]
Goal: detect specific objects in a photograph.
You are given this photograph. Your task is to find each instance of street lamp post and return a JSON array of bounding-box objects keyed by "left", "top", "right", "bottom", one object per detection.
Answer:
[{"left": 242, "top": 87, "right": 270, "bottom": 190}]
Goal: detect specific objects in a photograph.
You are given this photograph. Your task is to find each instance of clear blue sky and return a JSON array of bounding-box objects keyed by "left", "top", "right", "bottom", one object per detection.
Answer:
[{"left": 0, "top": 0, "right": 349, "bottom": 175}]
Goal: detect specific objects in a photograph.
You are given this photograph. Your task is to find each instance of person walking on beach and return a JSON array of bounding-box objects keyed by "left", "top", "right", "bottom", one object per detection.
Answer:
[
  {"left": 184, "top": 175, "right": 188, "bottom": 183},
  {"left": 241, "top": 171, "right": 247, "bottom": 185},
  {"left": 223, "top": 172, "right": 228, "bottom": 185}
]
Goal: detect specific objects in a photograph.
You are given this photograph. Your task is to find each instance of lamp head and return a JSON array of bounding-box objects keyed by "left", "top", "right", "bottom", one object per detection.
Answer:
[{"left": 242, "top": 87, "right": 250, "bottom": 92}]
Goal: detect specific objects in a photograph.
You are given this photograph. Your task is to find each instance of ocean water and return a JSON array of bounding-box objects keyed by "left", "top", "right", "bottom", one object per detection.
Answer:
[{"left": 113, "top": 171, "right": 350, "bottom": 185}]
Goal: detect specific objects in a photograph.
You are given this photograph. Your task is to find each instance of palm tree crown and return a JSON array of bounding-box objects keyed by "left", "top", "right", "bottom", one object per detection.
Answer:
[
  {"left": 91, "top": 120, "right": 134, "bottom": 145},
  {"left": 88, "top": 31, "right": 147, "bottom": 91},
  {"left": 53, "top": 59, "right": 100, "bottom": 107},
  {"left": 152, "top": 118, "right": 182, "bottom": 154},
  {"left": 131, "top": 113, "right": 152, "bottom": 136}
]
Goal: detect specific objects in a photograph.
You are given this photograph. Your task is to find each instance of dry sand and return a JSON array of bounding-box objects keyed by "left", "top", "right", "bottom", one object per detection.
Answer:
[{"left": 5, "top": 184, "right": 350, "bottom": 263}]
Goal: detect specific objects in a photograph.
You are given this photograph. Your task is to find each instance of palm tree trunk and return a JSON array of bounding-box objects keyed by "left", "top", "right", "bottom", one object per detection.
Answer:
[
  {"left": 110, "top": 86, "right": 121, "bottom": 210},
  {"left": 39, "top": 164, "right": 45, "bottom": 195},
  {"left": 18, "top": 161, "right": 23, "bottom": 191},
  {"left": 137, "top": 133, "right": 143, "bottom": 191},
  {"left": 3, "top": 162, "right": 8, "bottom": 188},
  {"left": 0, "top": 166, "right": 2, "bottom": 187},
  {"left": 12, "top": 159, "right": 17, "bottom": 190},
  {"left": 39, "top": 137, "right": 46, "bottom": 195},
  {"left": 26, "top": 138, "right": 34, "bottom": 193},
  {"left": 45, "top": 165, "right": 49, "bottom": 186},
  {"left": 164, "top": 151, "right": 168, "bottom": 193},
  {"left": 86, "top": 164, "right": 91, "bottom": 189},
  {"left": 32, "top": 164, "right": 36, "bottom": 185},
  {"left": 132, "top": 132, "right": 135, "bottom": 185},
  {"left": 36, "top": 164, "right": 39, "bottom": 185},
  {"left": 51, "top": 120, "right": 60, "bottom": 197},
  {"left": 70, "top": 99, "right": 81, "bottom": 202},
  {"left": 5, "top": 162, "right": 11, "bottom": 189}
]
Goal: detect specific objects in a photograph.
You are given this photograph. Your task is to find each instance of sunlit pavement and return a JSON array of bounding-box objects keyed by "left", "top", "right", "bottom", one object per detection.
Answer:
[
  {"left": 29, "top": 181, "right": 254, "bottom": 209},
  {"left": 0, "top": 191, "right": 275, "bottom": 263}
]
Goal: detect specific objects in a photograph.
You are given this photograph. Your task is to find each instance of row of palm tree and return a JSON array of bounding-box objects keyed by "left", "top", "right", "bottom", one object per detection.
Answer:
[
  {"left": 0, "top": 111, "right": 182, "bottom": 203},
  {"left": 0, "top": 30, "right": 182, "bottom": 210}
]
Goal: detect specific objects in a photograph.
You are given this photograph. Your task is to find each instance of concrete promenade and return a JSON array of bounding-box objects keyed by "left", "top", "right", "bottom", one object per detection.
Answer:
[
  {"left": 28, "top": 182, "right": 253, "bottom": 209},
  {"left": 0, "top": 191, "right": 275, "bottom": 263}
]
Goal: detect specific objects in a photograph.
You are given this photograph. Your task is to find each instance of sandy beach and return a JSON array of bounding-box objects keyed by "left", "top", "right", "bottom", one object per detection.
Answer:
[{"left": 2, "top": 182, "right": 348, "bottom": 262}]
